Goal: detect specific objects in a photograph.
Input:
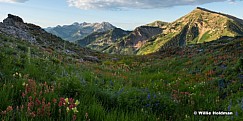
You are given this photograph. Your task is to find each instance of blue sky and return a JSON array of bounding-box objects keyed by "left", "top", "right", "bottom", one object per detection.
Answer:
[{"left": 0, "top": 0, "right": 243, "bottom": 30}]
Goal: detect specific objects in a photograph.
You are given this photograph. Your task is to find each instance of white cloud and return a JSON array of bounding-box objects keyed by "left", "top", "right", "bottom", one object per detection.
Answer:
[
  {"left": 0, "top": 0, "right": 28, "bottom": 3},
  {"left": 66, "top": 0, "right": 241, "bottom": 10}
]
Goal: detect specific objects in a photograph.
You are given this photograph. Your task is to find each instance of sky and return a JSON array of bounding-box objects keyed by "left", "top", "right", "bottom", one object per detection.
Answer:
[{"left": 0, "top": 0, "right": 243, "bottom": 30}]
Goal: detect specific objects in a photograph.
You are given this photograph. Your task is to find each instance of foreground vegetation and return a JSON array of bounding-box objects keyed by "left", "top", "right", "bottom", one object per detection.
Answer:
[{"left": 0, "top": 34, "right": 243, "bottom": 120}]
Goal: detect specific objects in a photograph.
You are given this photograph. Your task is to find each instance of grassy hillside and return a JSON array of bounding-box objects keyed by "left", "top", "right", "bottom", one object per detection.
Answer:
[
  {"left": 0, "top": 32, "right": 243, "bottom": 121},
  {"left": 137, "top": 7, "right": 243, "bottom": 55}
]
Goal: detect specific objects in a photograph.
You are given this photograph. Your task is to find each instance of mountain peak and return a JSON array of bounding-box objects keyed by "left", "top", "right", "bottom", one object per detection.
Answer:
[
  {"left": 196, "top": 7, "right": 208, "bottom": 11},
  {"left": 45, "top": 22, "right": 116, "bottom": 42},
  {"left": 193, "top": 7, "right": 219, "bottom": 14},
  {"left": 3, "top": 14, "right": 24, "bottom": 25},
  {"left": 100, "top": 22, "right": 114, "bottom": 27}
]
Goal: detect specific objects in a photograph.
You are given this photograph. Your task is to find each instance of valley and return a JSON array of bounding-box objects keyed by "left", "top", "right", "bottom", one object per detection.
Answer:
[{"left": 0, "top": 7, "right": 243, "bottom": 121}]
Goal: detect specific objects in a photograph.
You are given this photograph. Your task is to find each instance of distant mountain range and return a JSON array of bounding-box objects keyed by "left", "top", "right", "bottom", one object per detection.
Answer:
[
  {"left": 64, "top": 7, "right": 243, "bottom": 55},
  {"left": 45, "top": 22, "right": 116, "bottom": 42},
  {"left": 2, "top": 7, "right": 243, "bottom": 56}
]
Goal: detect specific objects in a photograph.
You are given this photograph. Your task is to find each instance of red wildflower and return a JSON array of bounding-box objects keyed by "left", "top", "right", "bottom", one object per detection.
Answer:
[
  {"left": 1, "top": 110, "right": 7, "bottom": 115},
  {"left": 185, "top": 92, "right": 190, "bottom": 95},
  {"left": 180, "top": 92, "right": 185, "bottom": 95},
  {"left": 6, "top": 106, "right": 13, "bottom": 112},
  {"left": 28, "top": 106, "right": 31, "bottom": 112},
  {"left": 58, "top": 101, "right": 63, "bottom": 107},
  {"left": 42, "top": 98, "right": 46, "bottom": 105},
  {"left": 47, "top": 102, "right": 51, "bottom": 107},
  {"left": 69, "top": 98, "right": 74, "bottom": 104},
  {"left": 172, "top": 90, "right": 177, "bottom": 93},
  {"left": 28, "top": 102, "right": 34, "bottom": 109},
  {"left": 73, "top": 114, "right": 77, "bottom": 121},
  {"left": 35, "top": 98, "right": 41, "bottom": 106},
  {"left": 69, "top": 104, "right": 75, "bottom": 109},
  {"left": 30, "top": 112, "right": 36, "bottom": 118},
  {"left": 52, "top": 98, "right": 57, "bottom": 104},
  {"left": 60, "top": 97, "right": 66, "bottom": 105},
  {"left": 29, "top": 96, "right": 33, "bottom": 101},
  {"left": 37, "top": 108, "right": 41, "bottom": 115},
  {"left": 60, "top": 97, "right": 65, "bottom": 102},
  {"left": 22, "top": 92, "right": 26, "bottom": 98}
]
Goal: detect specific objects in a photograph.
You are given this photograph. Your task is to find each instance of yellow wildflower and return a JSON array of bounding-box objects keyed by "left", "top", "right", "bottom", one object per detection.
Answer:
[
  {"left": 22, "top": 82, "right": 26, "bottom": 86},
  {"left": 75, "top": 100, "right": 80, "bottom": 106},
  {"left": 65, "top": 98, "right": 69, "bottom": 104},
  {"left": 72, "top": 107, "right": 78, "bottom": 113},
  {"left": 66, "top": 107, "right": 70, "bottom": 112}
]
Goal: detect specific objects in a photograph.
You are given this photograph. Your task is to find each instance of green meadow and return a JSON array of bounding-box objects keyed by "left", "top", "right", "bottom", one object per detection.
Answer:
[{"left": 0, "top": 34, "right": 243, "bottom": 121}]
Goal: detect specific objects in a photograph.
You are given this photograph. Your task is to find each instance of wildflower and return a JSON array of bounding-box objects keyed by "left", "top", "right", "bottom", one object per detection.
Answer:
[
  {"left": 228, "top": 105, "right": 231, "bottom": 111},
  {"left": 145, "top": 104, "right": 150, "bottom": 107},
  {"left": 59, "top": 109, "right": 61, "bottom": 114},
  {"left": 1, "top": 110, "right": 6, "bottom": 115},
  {"left": 60, "top": 97, "right": 65, "bottom": 102},
  {"left": 110, "top": 80, "right": 114, "bottom": 86},
  {"left": 35, "top": 98, "right": 41, "bottom": 106},
  {"left": 30, "top": 112, "right": 36, "bottom": 118},
  {"left": 185, "top": 92, "right": 190, "bottom": 95},
  {"left": 47, "top": 102, "right": 51, "bottom": 107},
  {"left": 75, "top": 100, "right": 80, "bottom": 106},
  {"left": 53, "top": 98, "right": 57, "bottom": 104},
  {"left": 73, "top": 114, "right": 77, "bottom": 121},
  {"left": 85, "top": 112, "right": 89, "bottom": 119},
  {"left": 172, "top": 90, "right": 177, "bottom": 93},
  {"left": 69, "top": 98, "right": 74, "bottom": 104},
  {"left": 6, "top": 106, "right": 13, "bottom": 112},
  {"left": 65, "top": 98, "right": 69, "bottom": 104},
  {"left": 180, "top": 92, "right": 185, "bottom": 95},
  {"left": 42, "top": 98, "right": 46, "bottom": 105},
  {"left": 29, "top": 96, "right": 33, "bottom": 101},
  {"left": 28, "top": 102, "right": 34, "bottom": 108},
  {"left": 37, "top": 108, "right": 41, "bottom": 115},
  {"left": 153, "top": 94, "right": 156, "bottom": 99},
  {"left": 66, "top": 107, "right": 70, "bottom": 112},
  {"left": 147, "top": 93, "right": 151, "bottom": 99},
  {"left": 22, "top": 92, "right": 26, "bottom": 98},
  {"left": 28, "top": 106, "right": 31, "bottom": 112},
  {"left": 235, "top": 111, "right": 238, "bottom": 117},
  {"left": 58, "top": 101, "right": 63, "bottom": 107},
  {"left": 69, "top": 104, "right": 75, "bottom": 109},
  {"left": 72, "top": 107, "right": 78, "bottom": 113}
]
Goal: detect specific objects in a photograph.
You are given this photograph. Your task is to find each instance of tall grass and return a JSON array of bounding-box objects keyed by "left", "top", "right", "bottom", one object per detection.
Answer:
[{"left": 0, "top": 35, "right": 243, "bottom": 120}]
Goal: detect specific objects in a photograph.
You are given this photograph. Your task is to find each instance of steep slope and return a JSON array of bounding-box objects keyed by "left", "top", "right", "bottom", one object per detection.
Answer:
[
  {"left": 45, "top": 22, "right": 116, "bottom": 42},
  {"left": 104, "top": 26, "right": 163, "bottom": 55},
  {"left": 0, "top": 14, "right": 101, "bottom": 61},
  {"left": 77, "top": 28, "right": 131, "bottom": 51},
  {"left": 137, "top": 7, "right": 243, "bottom": 55}
]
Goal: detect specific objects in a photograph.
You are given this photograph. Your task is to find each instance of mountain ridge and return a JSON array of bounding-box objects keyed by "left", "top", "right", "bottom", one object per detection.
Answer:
[
  {"left": 45, "top": 22, "right": 116, "bottom": 42},
  {"left": 77, "top": 28, "right": 131, "bottom": 52},
  {"left": 64, "top": 7, "right": 243, "bottom": 55},
  {"left": 0, "top": 14, "right": 100, "bottom": 61},
  {"left": 136, "top": 7, "right": 243, "bottom": 55}
]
